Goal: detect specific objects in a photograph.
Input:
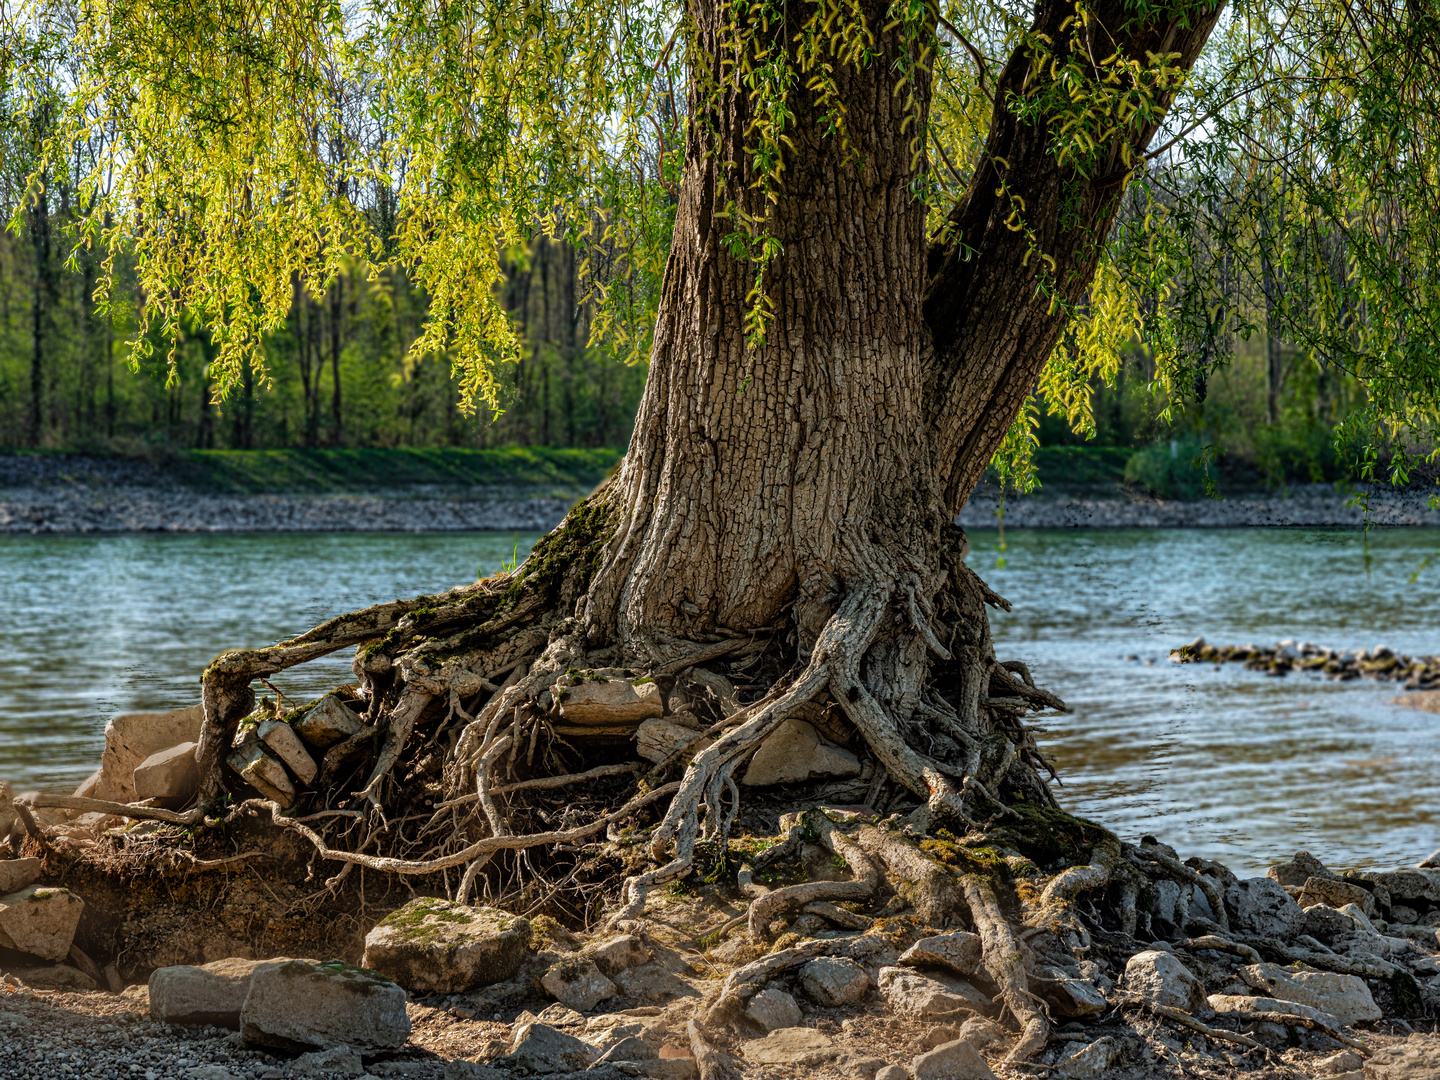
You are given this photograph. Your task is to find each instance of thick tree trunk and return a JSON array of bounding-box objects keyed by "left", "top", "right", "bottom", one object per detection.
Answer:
[{"left": 585, "top": 0, "right": 945, "bottom": 656}]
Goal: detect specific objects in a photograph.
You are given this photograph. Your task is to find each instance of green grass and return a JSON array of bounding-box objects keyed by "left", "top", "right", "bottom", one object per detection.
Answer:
[{"left": 167, "top": 447, "right": 624, "bottom": 495}]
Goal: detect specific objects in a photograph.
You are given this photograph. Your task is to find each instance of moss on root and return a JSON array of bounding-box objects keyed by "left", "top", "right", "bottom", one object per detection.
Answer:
[
  {"left": 990, "top": 802, "right": 1118, "bottom": 868},
  {"left": 502, "top": 488, "right": 620, "bottom": 612}
]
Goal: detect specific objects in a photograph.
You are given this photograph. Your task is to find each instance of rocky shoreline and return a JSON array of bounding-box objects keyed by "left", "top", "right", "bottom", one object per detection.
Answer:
[{"left": 6, "top": 455, "right": 1440, "bottom": 533}]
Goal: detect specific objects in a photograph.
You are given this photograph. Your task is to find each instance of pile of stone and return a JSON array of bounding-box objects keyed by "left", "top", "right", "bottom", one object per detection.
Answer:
[{"left": 1171, "top": 636, "right": 1440, "bottom": 687}]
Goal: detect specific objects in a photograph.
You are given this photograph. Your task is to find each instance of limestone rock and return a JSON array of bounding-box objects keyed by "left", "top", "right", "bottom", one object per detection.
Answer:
[
  {"left": 1364, "top": 1034, "right": 1440, "bottom": 1080},
  {"left": 898, "top": 932, "right": 983, "bottom": 977},
  {"left": 0, "top": 885, "right": 84, "bottom": 962},
  {"left": 800, "top": 957, "right": 869, "bottom": 1006},
  {"left": 1298, "top": 877, "right": 1376, "bottom": 917},
  {"left": 150, "top": 957, "right": 297, "bottom": 1028},
  {"left": 1315, "top": 1051, "right": 1365, "bottom": 1076},
  {"left": 744, "top": 1027, "right": 839, "bottom": 1066},
  {"left": 540, "top": 958, "right": 617, "bottom": 1012},
  {"left": 584, "top": 934, "right": 650, "bottom": 976},
  {"left": 1209, "top": 993, "right": 1342, "bottom": 1026},
  {"left": 1055, "top": 1037, "right": 1119, "bottom": 1079},
  {"left": 10, "top": 963, "right": 98, "bottom": 991},
  {"left": 0, "top": 857, "right": 41, "bottom": 894},
  {"left": 1371, "top": 869, "right": 1440, "bottom": 905},
  {"left": 746, "top": 986, "right": 803, "bottom": 1031},
  {"left": 878, "top": 966, "right": 995, "bottom": 1018},
  {"left": 0, "top": 780, "right": 14, "bottom": 838},
  {"left": 1030, "top": 965, "right": 1107, "bottom": 1017},
  {"left": 635, "top": 719, "right": 712, "bottom": 765},
  {"left": 1268, "top": 852, "right": 1338, "bottom": 888},
  {"left": 226, "top": 735, "right": 295, "bottom": 807},
  {"left": 1122, "top": 950, "right": 1209, "bottom": 1015},
  {"left": 240, "top": 960, "right": 411, "bottom": 1053},
  {"left": 875, "top": 1067, "right": 909, "bottom": 1080},
  {"left": 911, "top": 1038, "right": 997, "bottom": 1080},
  {"left": 502, "top": 1023, "right": 599, "bottom": 1073},
  {"left": 132, "top": 742, "right": 200, "bottom": 806},
  {"left": 89, "top": 704, "right": 205, "bottom": 803},
  {"left": 742, "top": 719, "right": 862, "bottom": 786},
  {"left": 1225, "top": 877, "right": 1303, "bottom": 939},
  {"left": 958, "top": 1018, "right": 1004, "bottom": 1050},
  {"left": 258, "top": 720, "right": 318, "bottom": 785},
  {"left": 293, "top": 1046, "right": 365, "bottom": 1077},
  {"left": 557, "top": 672, "right": 663, "bottom": 725},
  {"left": 1302, "top": 904, "right": 1357, "bottom": 945},
  {"left": 612, "top": 961, "right": 700, "bottom": 1003},
  {"left": 363, "top": 898, "right": 530, "bottom": 994},
  {"left": 1238, "top": 962, "right": 1381, "bottom": 1026},
  {"left": 295, "top": 696, "right": 366, "bottom": 750}
]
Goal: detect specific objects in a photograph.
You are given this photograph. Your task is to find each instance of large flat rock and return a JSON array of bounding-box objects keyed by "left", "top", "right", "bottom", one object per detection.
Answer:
[
  {"left": 362, "top": 898, "right": 530, "bottom": 994},
  {"left": 240, "top": 960, "right": 410, "bottom": 1053},
  {"left": 150, "top": 957, "right": 300, "bottom": 1028},
  {"left": 84, "top": 705, "right": 205, "bottom": 803}
]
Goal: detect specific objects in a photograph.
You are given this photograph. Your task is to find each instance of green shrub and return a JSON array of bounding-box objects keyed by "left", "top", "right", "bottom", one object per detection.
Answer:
[{"left": 1123, "top": 435, "right": 1212, "bottom": 499}]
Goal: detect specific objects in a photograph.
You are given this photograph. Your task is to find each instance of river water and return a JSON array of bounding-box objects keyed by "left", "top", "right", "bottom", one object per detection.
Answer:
[{"left": 2, "top": 527, "right": 1437, "bottom": 875}]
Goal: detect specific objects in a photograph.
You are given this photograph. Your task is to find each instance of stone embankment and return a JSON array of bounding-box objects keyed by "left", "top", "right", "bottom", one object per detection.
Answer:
[
  {"left": 7, "top": 700, "right": 1440, "bottom": 1078},
  {"left": 958, "top": 482, "right": 1440, "bottom": 529},
  {"left": 0, "top": 455, "right": 575, "bottom": 534}
]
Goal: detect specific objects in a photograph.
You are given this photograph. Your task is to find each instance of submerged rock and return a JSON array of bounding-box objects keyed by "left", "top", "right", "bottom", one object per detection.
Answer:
[
  {"left": 0, "top": 885, "right": 84, "bottom": 962},
  {"left": 240, "top": 960, "right": 410, "bottom": 1053},
  {"left": 362, "top": 898, "right": 530, "bottom": 994}
]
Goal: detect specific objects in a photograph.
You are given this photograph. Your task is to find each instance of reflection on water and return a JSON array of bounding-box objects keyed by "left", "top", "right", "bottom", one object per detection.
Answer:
[
  {"left": 2, "top": 526, "right": 1436, "bottom": 875},
  {"left": 0, "top": 532, "right": 541, "bottom": 793},
  {"left": 979, "top": 527, "right": 1440, "bottom": 875}
]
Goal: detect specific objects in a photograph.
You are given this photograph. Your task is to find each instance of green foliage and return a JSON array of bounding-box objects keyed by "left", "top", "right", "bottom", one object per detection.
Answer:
[{"left": 1122, "top": 434, "right": 1208, "bottom": 499}]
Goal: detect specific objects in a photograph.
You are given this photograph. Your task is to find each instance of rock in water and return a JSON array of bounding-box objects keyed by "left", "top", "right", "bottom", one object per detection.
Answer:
[
  {"left": 0, "top": 857, "right": 41, "bottom": 894},
  {"left": 1238, "top": 961, "right": 1381, "bottom": 1026},
  {"left": 0, "top": 885, "right": 84, "bottom": 962},
  {"left": 1225, "top": 877, "right": 1303, "bottom": 938},
  {"left": 363, "top": 899, "right": 531, "bottom": 994},
  {"left": 501, "top": 1023, "right": 599, "bottom": 1073},
  {"left": 800, "top": 957, "right": 870, "bottom": 1005},
  {"left": 150, "top": 957, "right": 299, "bottom": 1028},
  {"left": 746, "top": 987, "right": 803, "bottom": 1031},
  {"left": 239, "top": 960, "right": 410, "bottom": 1053},
  {"left": 540, "top": 959, "right": 617, "bottom": 1012},
  {"left": 898, "top": 932, "right": 984, "bottom": 976},
  {"left": 742, "top": 719, "right": 862, "bottom": 786},
  {"left": 295, "top": 696, "right": 366, "bottom": 750},
  {"left": 1122, "top": 951, "right": 1210, "bottom": 1015},
  {"left": 911, "top": 1039, "right": 997, "bottom": 1080},
  {"left": 132, "top": 742, "right": 200, "bottom": 805},
  {"left": 257, "top": 720, "right": 318, "bottom": 785}
]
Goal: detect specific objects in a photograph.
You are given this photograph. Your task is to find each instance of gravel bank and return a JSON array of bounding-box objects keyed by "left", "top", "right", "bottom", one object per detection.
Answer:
[{"left": 958, "top": 482, "right": 1440, "bottom": 528}]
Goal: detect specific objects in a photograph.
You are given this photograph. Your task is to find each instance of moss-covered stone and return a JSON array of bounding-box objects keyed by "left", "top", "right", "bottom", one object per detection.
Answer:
[{"left": 362, "top": 898, "right": 531, "bottom": 994}]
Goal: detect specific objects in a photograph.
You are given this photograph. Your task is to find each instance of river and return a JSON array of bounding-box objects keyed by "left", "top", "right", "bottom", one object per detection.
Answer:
[{"left": 2, "top": 527, "right": 1437, "bottom": 875}]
